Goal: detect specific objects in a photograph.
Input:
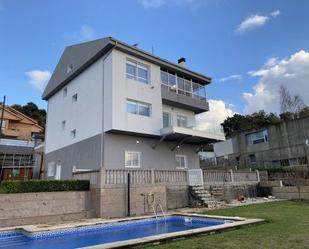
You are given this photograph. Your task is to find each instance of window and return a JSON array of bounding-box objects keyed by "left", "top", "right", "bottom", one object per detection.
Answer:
[
  {"left": 63, "top": 87, "right": 67, "bottom": 97},
  {"left": 1, "top": 120, "right": 6, "bottom": 129},
  {"left": 125, "top": 151, "right": 141, "bottom": 168},
  {"left": 71, "top": 129, "right": 76, "bottom": 138},
  {"left": 72, "top": 93, "right": 78, "bottom": 102},
  {"left": 246, "top": 130, "right": 268, "bottom": 145},
  {"left": 47, "top": 161, "right": 56, "bottom": 177},
  {"left": 126, "top": 59, "right": 149, "bottom": 84},
  {"left": 176, "top": 155, "right": 187, "bottom": 169},
  {"left": 126, "top": 99, "right": 151, "bottom": 117},
  {"left": 249, "top": 154, "right": 256, "bottom": 164},
  {"left": 163, "top": 112, "right": 171, "bottom": 128},
  {"left": 177, "top": 115, "right": 188, "bottom": 127},
  {"left": 61, "top": 120, "right": 66, "bottom": 131}
]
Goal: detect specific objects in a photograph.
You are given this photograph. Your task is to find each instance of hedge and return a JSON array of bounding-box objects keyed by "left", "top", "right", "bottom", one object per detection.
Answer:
[{"left": 0, "top": 180, "right": 90, "bottom": 193}]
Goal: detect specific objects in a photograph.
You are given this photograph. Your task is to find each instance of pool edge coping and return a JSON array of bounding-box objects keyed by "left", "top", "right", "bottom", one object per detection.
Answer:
[{"left": 80, "top": 214, "right": 264, "bottom": 249}]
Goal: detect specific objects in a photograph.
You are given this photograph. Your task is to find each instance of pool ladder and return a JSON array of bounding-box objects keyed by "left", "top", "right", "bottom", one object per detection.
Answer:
[{"left": 152, "top": 200, "right": 166, "bottom": 220}]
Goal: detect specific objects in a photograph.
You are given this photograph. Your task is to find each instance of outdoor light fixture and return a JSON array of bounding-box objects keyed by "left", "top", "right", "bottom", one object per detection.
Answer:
[{"left": 136, "top": 140, "right": 140, "bottom": 144}]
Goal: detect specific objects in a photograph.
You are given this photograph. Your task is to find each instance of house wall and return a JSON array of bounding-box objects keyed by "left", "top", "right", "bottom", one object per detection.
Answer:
[
  {"left": 45, "top": 57, "right": 105, "bottom": 154},
  {"left": 109, "top": 49, "right": 163, "bottom": 136},
  {"left": 103, "top": 133, "right": 200, "bottom": 170}
]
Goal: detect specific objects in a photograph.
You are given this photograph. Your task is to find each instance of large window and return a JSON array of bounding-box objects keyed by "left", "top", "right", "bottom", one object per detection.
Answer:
[
  {"left": 176, "top": 155, "right": 187, "bottom": 169},
  {"left": 163, "top": 112, "right": 171, "bottom": 128},
  {"left": 47, "top": 161, "right": 56, "bottom": 177},
  {"left": 126, "top": 99, "right": 151, "bottom": 117},
  {"left": 246, "top": 130, "right": 268, "bottom": 145},
  {"left": 177, "top": 115, "right": 188, "bottom": 128},
  {"left": 125, "top": 151, "right": 141, "bottom": 168},
  {"left": 126, "top": 59, "right": 149, "bottom": 84}
]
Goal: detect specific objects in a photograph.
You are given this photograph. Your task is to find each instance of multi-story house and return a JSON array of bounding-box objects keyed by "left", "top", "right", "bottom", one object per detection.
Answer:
[
  {"left": 0, "top": 105, "right": 43, "bottom": 140},
  {"left": 43, "top": 37, "right": 224, "bottom": 179},
  {"left": 202, "top": 114, "right": 309, "bottom": 169}
]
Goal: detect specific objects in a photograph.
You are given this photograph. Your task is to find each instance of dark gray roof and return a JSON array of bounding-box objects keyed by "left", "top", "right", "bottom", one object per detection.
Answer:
[{"left": 42, "top": 37, "right": 212, "bottom": 100}]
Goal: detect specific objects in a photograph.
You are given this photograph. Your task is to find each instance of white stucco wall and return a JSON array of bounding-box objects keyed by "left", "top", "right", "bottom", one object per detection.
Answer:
[
  {"left": 45, "top": 58, "right": 105, "bottom": 153},
  {"left": 107, "top": 49, "right": 163, "bottom": 135}
]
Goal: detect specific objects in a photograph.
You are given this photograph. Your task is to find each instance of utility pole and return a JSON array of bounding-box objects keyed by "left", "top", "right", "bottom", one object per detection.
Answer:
[{"left": 0, "top": 95, "right": 6, "bottom": 139}]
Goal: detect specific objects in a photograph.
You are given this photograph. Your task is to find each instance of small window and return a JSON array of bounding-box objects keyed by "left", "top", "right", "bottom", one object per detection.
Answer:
[
  {"left": 61, "top": 120, "right": 66, "bottom": 131},
  {"left": 246, "top": 130, "right": 268, "bottom": 145},
  {"left": 125, "top": 151, "right": 141, "bottom": 168},
  {"left": 126, "top": 99, "right": 151, "bottom": 117},
  {"left": 1, "top": 120, "right": 6, "bottom": 129},
  {"left": 163, "top": 112, "right": 171, "bottom": 128},
  {"left": 177, "top": 115, "right": 188, "bottom": 128},
  {"left": 72, "top": 93, "right": 78, "bottom": 102},
  {"left": 71, "top": 129, "right": 76, "bottom": 138},
  {"left": 126, "top": 59, "right": 149, "bottom": 84},
  {"left": 249, "top": 154, "right": 256, "bottom": 164},
  {"left": 47, "top": 161, "right": 56, "bottom": 177},
  {"left": 176, "top": 155, "right": 187, "bottom": 169},
  {"left": 63, "top": 87, "right": 67, "bottom": 97}
]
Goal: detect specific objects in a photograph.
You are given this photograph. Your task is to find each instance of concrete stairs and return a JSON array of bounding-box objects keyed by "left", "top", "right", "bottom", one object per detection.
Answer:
[{"left": 189, "top": 185, "right": 220, "bottom": 208}]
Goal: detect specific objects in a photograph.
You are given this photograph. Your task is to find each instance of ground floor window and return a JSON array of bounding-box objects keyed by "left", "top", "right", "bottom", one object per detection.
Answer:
[
  {"left": 47, "top": 161, "right": 55, "bottom": 177},
  {"left": 176, "top": 155, "right": 187, "bottom": 169},
  {"left": 125, "top": 151, "right": 141, "bottom": 168}
]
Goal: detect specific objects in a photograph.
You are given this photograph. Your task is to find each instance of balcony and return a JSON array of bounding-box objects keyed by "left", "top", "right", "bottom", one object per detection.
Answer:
[
  {"left": 160, "top": 71, "right": 209, "bottom": 114},
  {"left": 159, "top": 125, "right": 225, "bottom": 145}
]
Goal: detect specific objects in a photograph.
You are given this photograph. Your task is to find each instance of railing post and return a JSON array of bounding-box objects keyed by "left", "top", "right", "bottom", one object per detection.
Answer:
[
  {"left": 256, "top": 170, "right": 260, "bottom": 182},
  {"left": 229, "top": 169, "right": 234, "bottom": 182},
  {"left": 151, "top": 169, "right": 155, "bottom": 184}
]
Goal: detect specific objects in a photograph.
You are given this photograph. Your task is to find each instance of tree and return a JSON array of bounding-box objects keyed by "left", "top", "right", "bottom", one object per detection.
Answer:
[
  {"left": 279, "top": 85, "right": 305, "bottom": 114},
  {"left": 11, "top": 102, "right": 46, "bottom": 128},
  {"left": 221, "top": 111, "right": 280, "bottom": 137}
]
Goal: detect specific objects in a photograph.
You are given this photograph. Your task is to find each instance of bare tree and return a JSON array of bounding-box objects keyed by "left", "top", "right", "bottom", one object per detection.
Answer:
[{"left": 279, "top": 85, "right": 305, "bottom": 114}]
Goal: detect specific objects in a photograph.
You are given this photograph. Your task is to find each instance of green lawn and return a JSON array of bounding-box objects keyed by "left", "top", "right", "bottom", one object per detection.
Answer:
[{"left": 135, "top": 201, "right": 309, "bottom": 249}]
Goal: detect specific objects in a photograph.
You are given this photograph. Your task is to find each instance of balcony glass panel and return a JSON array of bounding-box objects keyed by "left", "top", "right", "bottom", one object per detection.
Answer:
[{"left": 161, "top": 70, "right": 206, "bottom": 102}]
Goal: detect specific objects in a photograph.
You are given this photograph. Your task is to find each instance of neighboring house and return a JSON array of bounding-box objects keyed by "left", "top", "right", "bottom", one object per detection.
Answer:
[
  {"left": 0, "top": 105, "right": 43, "bottom": 140},
  {"left": 204, "top": 115, "right": 309, "bottom": 168},
  {"left": 43, "top": 37, "right": 225, "bottom": 179},
  {"left": 0, "top": 106, "right": 44, "bottom": 180}
]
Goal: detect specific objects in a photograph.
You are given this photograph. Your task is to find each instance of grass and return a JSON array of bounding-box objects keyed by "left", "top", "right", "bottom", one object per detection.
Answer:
[{"left": 135, "top": 201, "right": 309, "bottom": 249}]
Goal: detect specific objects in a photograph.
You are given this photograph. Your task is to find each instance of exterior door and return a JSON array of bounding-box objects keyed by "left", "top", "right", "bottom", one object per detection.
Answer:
[{"left": 55, "top": 163, "right": 61, "bottom": 180}]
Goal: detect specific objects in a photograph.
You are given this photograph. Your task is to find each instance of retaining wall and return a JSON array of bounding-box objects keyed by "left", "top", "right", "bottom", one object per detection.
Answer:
[
  {"left": 272, "top": 186, "right": 309, "bottom": 200},
  {"left": 0, "top": 191, "right": 94, "bottom": 227}
]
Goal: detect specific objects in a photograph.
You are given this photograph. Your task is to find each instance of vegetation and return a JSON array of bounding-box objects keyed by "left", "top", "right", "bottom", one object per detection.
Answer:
[
  {"left": 11, "top": 102, "right": 46, "bottom": 128},
  {"left": 137, "top": 201, "right": 309, "bottom": 249},
  {"left": 0, "top": 180, "right": 89, "bottom": 193},
  {"left": 221, "top": 111, "right": 280, "bottom": 137}
]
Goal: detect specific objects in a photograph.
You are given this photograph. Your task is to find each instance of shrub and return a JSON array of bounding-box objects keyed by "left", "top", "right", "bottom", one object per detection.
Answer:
[{"left": 0, "top": 180, "right": 90, "bottom": 193}]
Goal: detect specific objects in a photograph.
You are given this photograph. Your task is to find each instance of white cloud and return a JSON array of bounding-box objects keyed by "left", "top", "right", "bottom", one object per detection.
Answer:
[
  {"left": 237, "top": 15, "right": 269, "bottom": 33},
  {"left": 243, "top": 50, "right": 309, "bottom": 114},
  {"left": 26, "top": 70, "right": 51, "bottom": 91},
  {"left": 138, "top": 0, "right": 207, "bottom": 10},
  {"left": 65, "top": 25, "right": 96, "bottom": 42},
  {"left": 218, "top": 74, "right": 242, "bottom": 82},
  {"left": 195, "top": 99, "right": 235, "bottom": 132},
  {"left": 139, "top": 0, "right": 165, "bottom": 8},
  {"left": 79, "top": 25, "right": 96, "bottom": 40},
  {"left": 271, "top": 10, "right": 280, "bottom": 17}
]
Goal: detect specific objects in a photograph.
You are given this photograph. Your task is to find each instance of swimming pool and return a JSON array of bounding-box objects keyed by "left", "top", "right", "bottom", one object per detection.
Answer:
[{"left": 0, "top": 214, "right": 260, "bottom": 249}]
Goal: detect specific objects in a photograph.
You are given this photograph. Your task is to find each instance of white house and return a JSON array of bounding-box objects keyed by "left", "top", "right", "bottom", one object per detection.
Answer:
[{"left": 43, "top": 37, "right": 224, "bottom": 179}]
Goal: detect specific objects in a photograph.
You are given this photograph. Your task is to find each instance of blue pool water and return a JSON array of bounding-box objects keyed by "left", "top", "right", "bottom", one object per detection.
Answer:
[{"left": 0, "top": 216, "right": 228, "bottom": 249}]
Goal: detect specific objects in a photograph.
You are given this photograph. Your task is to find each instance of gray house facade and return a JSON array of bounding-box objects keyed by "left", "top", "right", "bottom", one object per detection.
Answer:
[
  {"left": 202, "top": 115, "right": 309, "bottom": 169},
  {"left": 43, "top": 37, "right": 224, "bottom": 179}
]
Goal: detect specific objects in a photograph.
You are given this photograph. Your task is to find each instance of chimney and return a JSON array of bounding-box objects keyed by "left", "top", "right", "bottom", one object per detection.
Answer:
[{"left": 178, "top": 57, "right": 186, "bottom": 67}]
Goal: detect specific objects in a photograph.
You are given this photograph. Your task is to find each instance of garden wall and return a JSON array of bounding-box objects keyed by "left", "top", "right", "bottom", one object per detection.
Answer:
[
  {"left": 0, "top": 191, "right": 94, "bottom": 227},
  {"left": 272, "top": 186, "right": 309, "bottom": 200}
]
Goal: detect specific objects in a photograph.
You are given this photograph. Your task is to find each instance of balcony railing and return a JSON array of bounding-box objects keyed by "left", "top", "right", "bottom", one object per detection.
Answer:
[{"left": 161, "top": 71, "right": 207, "bottom": 102}]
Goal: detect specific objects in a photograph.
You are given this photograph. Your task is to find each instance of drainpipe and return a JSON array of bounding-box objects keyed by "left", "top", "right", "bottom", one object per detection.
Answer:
[{"left": 127, "top": 172, "right": 131, "bottom": 216}]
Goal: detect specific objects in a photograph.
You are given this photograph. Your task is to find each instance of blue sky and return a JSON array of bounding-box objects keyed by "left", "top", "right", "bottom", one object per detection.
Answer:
[{"left": 1, "top": 0, "right": 309, "bottom": 123}]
